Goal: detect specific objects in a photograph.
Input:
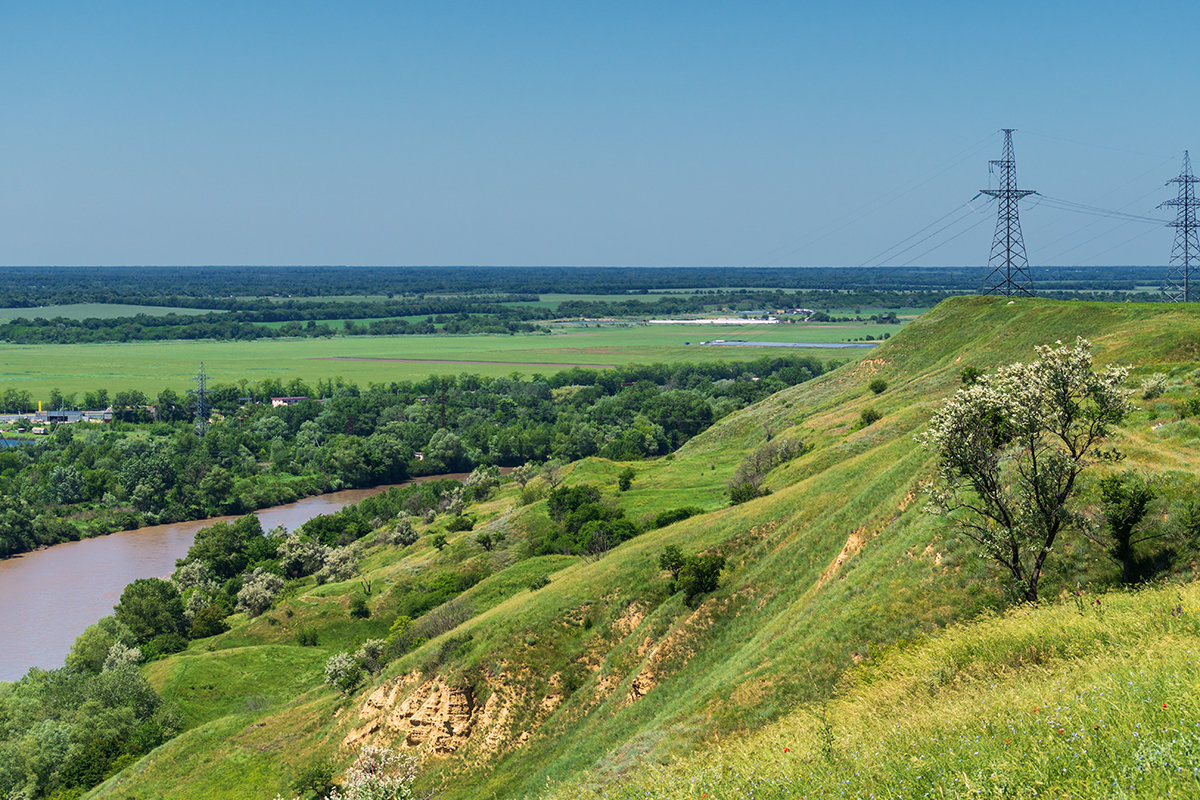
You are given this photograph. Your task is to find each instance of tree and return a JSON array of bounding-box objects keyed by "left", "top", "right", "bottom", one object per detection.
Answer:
[
  {"left": 236, "top": 568, "right": 285, "bottom": 616},
  {"left": 114, "top": 578, "right": 186, "bottom": 644},
  {"left": 1096, "top": 472, "right": 1160, "bottom": 583},
  {"left": 920, "top": 339, "right": 1130, "bottom": 603}
]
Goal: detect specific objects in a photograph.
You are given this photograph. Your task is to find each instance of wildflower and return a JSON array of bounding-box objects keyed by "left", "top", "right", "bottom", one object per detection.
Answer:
[
  {"left": 784, "top": 747, "right": 789, "bottom": 753},
  {"left": 1164, "top": 703, "right": 1169, "bottom": 709}
]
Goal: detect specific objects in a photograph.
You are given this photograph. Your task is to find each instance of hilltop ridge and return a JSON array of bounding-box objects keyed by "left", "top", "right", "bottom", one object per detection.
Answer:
[{"left": 93, "top": 296, "right": 1200, "bottom": 799}]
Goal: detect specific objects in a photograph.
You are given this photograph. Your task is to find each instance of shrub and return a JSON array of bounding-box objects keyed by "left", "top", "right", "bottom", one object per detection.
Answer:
[
  {"left": 236, "top": 568, "right": 285, "bottom": 617},
  {"left": 446, "top": 515, "right": 475, "bottom": 532},
  {"left": 349, "top": 595, "right": 370, "bottom": 619},
  {"left": 324, "top": 651, "right": 364, "bottom": 695},
  {"left": 295, "top": 626, "right": 319, "bottom": 647},
  {"left": 1141, "top": 373, "right": 1168, "bottom": 400},
  {"left": 189, "top": 604, "right": 230, "bottom": 639},
  {"left": 527, "top": 574, "right": 551, "bottom": 592},
  {"left": 387, "top": 516, "right": 417, "bottom": 547},
  {"left": 314, "top": 545, "right": 360, "bottom": 585},
  {"left": 652, "top": 506, "right": 703, "bottom": 529},
  {"left": 431, "top": 533, "right": 448, "bottom": 551},
  {"left": 869, "top": 378, "right": 888, "bottom": 394},
  {"left": 354, "top": 638, "right": 388, "bottom": 675},
  {"left": 859, "top": 407, "right": 882, "bottom": 427},
  {"left": 617, "top": 467, "right": 636, "bottom": 492},
  {"left": 659, "top": 546, "right": 725, "bottom": 607},
  {"left": 519, "top": 483, "right": 547, "bottom": 506}
]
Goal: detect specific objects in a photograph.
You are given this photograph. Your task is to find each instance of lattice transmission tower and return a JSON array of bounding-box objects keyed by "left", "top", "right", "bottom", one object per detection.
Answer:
[
  {"left": 980, "top": 129, "right": 1036, "bottom": 297},
  {"left": 1161, "top": 150, "right": 1199, "bottom": 303},
  {"left": 191, "top": 362, "right": 209, "bottom": 436}
]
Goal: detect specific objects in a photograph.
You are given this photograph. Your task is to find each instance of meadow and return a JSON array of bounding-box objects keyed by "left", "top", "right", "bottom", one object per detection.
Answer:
[
  {"left": 0, "top": 303, "right": 220, "bottom": 321},
  {"left": 0, "top": 323, "right": 883, "bottom": 397}
]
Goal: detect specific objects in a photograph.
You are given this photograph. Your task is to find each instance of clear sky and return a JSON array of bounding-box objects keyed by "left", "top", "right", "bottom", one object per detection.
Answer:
[{"left": 2, "top": 1, "right": 1197, "bottom": 267}]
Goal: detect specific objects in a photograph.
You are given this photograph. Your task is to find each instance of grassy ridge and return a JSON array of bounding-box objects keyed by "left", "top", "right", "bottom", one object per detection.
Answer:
[{"left": 90, "top": 296, "right": 1200, "bottom": 799}]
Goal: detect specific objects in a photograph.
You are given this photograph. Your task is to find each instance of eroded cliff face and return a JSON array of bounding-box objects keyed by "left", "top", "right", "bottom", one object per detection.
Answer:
[{"left": 342, "top": 592, "right": 741, "bottom": 766}]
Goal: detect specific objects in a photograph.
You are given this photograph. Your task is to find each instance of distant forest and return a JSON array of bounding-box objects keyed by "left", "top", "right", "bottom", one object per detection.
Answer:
[{"left": 0, "top": 266, "right": 1170, "bottom": 344}]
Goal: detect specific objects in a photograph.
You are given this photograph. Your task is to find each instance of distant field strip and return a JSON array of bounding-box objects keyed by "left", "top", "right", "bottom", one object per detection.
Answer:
[
  {"left": 314, "top": 356, "right": 616, "bottom": 368},
  {"left": 0, "top": 303, "right": 222, "bottom": 321},
  {"left": 702, "top": 340, "right": 880, "bottom": 349}
]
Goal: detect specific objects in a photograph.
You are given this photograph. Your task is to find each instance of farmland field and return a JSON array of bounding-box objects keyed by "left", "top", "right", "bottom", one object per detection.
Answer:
[
  {"left": 0, "top": 323, "right": 882, "bottom": 397},
  {"left": 0, "top": 303, "right": 221, "bottom": 321}
]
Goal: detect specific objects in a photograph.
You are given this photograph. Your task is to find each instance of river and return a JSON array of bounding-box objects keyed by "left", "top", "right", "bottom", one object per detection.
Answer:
[{"left": 0, "top": 477, "right": 461, "bottom": 682}]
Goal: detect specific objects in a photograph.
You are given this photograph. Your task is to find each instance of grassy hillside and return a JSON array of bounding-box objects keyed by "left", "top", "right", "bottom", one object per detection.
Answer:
[{"left": 90, "top": 296, "right": 1200, "bottom": 799}]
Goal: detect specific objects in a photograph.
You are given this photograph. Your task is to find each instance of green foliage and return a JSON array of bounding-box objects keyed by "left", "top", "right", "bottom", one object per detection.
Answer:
[
  {"left": 0, "top": 664, "right": 174, "bottom": 799},
  {"left": 651, "top": 506, "right": 703, "bottom": 529},
  {"left": 295, "top": 625, "right": 320, "bottom": 647},
  {"left": 1097, "top": 472, "right": 1159, "bottom": 583},
  {"left": 431, "top": 533, "right": 448, "bottom": 551},
  {"left": 349, "top": 595, "right": 371, "bottom": 619},
  {"left": 663, "top": 550, "right": 725, "bottom": 607},
  {"left": 324, "top": 652, "right": 364, "bottom": 696},
  {"left": 446, "top": 515, "right": 475, "bottom": 532},
  {"left": 617, "top": 467, "right": 636, "bottom": 492},
  {"left": 922, "top": 338, "right": 1131, "bottom": 602},
  {"left": 290, "top": 759, "right": 338, "bottom": 800},
  {"left": 858, "top": 407, "right": 882, "bottom": 427},
  {"left": 114, "top": 578, "right": 186, "bottom": 646},
  {"left": 188, "top": 605, "right": 230, "bottom": 639},
  {"left": 527, "top": 574, "right": 551, "bottom": 592},
  {"left": 868, "top": 378, "right": 887, "bottom": 394}
]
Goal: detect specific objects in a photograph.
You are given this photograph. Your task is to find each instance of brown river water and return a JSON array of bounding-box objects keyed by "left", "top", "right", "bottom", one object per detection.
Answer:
[{"left": 0, "top": 476, "right": 468, "bottom": 682}]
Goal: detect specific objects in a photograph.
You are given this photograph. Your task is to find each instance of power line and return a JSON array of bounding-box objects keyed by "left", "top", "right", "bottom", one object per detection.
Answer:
[
  {"left": 980, "top": 129, "right": 1035, "bottom": 297},
  {"left": 1161, "top": 151, "right": 1200, "bottom": 302}
]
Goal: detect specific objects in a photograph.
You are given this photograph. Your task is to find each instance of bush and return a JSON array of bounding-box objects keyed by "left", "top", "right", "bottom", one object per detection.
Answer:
[
  {"left": 295, "top": 625, "right": 319, "bottom": 646},
  {"left": 676, "top": 553, "right": 726, "bottom": 607},
  {"left": 652, "top": 506, "right": 703, "bottom": 529},
  {"left": 431, "top": 533, "right": 448, "bottom": 551},
  {"left": 189, "top": 604, "right": 230, "bottom": 639},
  {"left": 869, "top": 378, "right": 888, "bottom": 394},
  {"left": 235, "top": 568, "right": 285, "bottom": 617},
  {"left": 859, "top": 407, "right": 882, "bottom": 427},
  {"left": 617, "top": 467, "right": 636, "bottom": 492},
  {"left": 446, "top": 515, "right": 475, "bottom": 532},
  {"left": 349, "top": 595, "right": 370, "bottom": 619},
  {"left": 519, "top": 483, "right": 547, "bottom": 506},
  {"left": 1141, "top": 373, "right": 1168, "bottom": 400},
  {"left": 527, "top": 574, "right": 551, "bottom": 592},
  {"left": 658, "top": 546, "right": 725, "bottom": 607},
  {"left": 387, "top": 516, "right": 417, "bottom": 547},
  {"left": 324, "top": 652, "right": 364, "bottom": 695},
  {"left": 354, "top": 638, "right": 388, "bottom": 675}
]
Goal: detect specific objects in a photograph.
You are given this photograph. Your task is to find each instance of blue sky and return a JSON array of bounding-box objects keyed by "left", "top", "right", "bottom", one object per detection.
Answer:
[{"left": 2, "top": 1, "right": 1196, "bottom": 267}]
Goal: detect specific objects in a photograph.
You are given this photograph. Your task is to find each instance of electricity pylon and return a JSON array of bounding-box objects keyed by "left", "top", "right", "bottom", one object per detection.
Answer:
[
  {"left": 980, "top": 129, "right": 1036, "bottom": 297},
  {"left": 1161, "top": 150, "right": 1199, "bottom": 302}
]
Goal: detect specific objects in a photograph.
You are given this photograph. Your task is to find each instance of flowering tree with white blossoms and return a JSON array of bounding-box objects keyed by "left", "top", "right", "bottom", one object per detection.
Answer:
[
  {"left": 920, "top": 338, "right": 1130, "bottom": 603},
  {"left": 274, "top": 745, "right": 416, "bottom": 800}
]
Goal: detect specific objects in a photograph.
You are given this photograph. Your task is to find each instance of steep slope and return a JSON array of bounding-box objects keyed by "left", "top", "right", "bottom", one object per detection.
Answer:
[{"left": 92, "top": 296, "right": 1200, "bottom": 799}]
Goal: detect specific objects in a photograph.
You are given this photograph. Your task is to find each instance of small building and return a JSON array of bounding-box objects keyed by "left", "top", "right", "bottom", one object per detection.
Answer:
[
  {"left": 31, "top": 427, "right": 48, "bottom": 435},
  {"left": 46, "top": 411, "right": 85, "bottom": 424},
  {"left": 271, "top": 396, "right": 309, "bottom": 407}
]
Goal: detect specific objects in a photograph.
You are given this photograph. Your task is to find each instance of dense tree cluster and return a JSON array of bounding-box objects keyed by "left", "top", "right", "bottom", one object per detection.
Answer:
[
  {"left": 0, "top": 357, "right": 825, "bottom": 559},
  {"left": 0, "top": 265, "right": 1169, "bottom": 309}
]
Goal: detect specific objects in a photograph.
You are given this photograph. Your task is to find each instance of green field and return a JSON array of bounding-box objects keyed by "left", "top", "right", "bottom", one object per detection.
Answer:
[
  {"left": 0, "top": 325, "right": 875, "bottom": 397},
  {"left": 0, "top": 303, "right": 221, "bottom": 321}
]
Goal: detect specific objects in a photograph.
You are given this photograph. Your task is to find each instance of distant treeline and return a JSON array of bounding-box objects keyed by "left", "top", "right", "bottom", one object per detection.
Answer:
[
  {"left": 0, "top": 355, "right": 831, "bottom": 559},
  {"left": 0, "top": 265, "right": 1171, "bottom": 307},
  {"left": 0, "top": 284, "right": 1164, "bottom": 344}
]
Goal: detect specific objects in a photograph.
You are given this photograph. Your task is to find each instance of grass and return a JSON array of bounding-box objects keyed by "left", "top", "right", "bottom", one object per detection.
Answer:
[
  {"left": 0, "top": 326, "right": 869, "bottom": 397},
  {"left": 561, "top": 581, "right": 1200, "bottom": 800},
  {"left": 0, "top": 303, "right": 221, "bottom": 320},
  {"left": 87, "top": 296, "right": 1200, "bottom": 800}
]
